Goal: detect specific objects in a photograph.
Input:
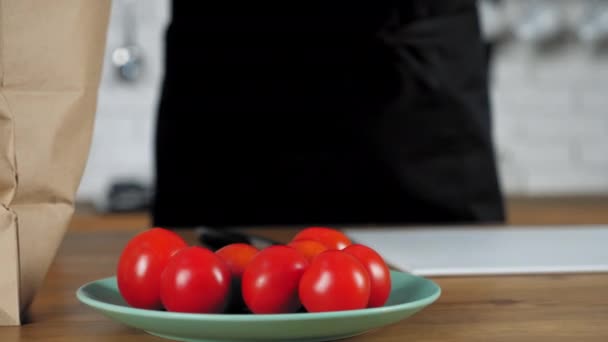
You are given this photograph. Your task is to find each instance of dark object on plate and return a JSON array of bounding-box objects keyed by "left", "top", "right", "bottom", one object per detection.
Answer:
[
  {"left": 152, "top": 0, "right": 505, "bottom": 228},
  {"left": 196, "top": 227, "right": 280, "bottom": 251}
]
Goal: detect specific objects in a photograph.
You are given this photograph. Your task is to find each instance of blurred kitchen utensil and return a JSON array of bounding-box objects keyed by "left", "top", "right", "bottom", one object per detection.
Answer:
[
  {"left": 111, "top": 0, "right": 144, "bottom": 83},
  {"left": 106, "top": 179, "right": 151, "bottom": 213}
]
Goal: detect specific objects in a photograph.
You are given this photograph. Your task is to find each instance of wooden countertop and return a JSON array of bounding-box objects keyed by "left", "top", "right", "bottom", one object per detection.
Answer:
[{"left": 2, "top": 223, "right": 608, "bottom": 341}]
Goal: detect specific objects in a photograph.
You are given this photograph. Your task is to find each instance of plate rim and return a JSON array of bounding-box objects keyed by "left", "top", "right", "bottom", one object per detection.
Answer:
[{"left": 76, "top": 270, "right": 441, "bottom": 321}]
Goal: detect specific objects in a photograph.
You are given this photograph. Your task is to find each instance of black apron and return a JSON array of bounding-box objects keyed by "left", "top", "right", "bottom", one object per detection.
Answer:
[{"left": 152, "top": 1, "right": 506, "bottom": 228}]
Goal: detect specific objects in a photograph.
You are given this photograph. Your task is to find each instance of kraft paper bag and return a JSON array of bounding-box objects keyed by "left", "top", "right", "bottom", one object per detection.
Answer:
[{"left": 0, "top": 0, "right": 111, "bottom": 325}]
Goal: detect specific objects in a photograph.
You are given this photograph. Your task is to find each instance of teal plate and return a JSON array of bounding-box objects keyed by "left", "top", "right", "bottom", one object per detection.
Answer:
[{"left": 76, "top": 271, "right": 440, "bottom": 342}]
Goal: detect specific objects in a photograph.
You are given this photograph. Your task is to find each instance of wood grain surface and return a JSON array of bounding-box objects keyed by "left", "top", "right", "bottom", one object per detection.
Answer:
[{"left": 1, "top": 219, "right": 607, "bottom": 342}]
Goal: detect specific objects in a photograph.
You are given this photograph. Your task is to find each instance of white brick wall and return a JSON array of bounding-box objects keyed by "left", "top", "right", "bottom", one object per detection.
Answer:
[
  {"left": 490, "top": 0, "right": 608, "bottom": 196},
  {"left": 77, "top": 0, "right": 608, "bottom": 207},
  {"left": 77, "top": 0, "right": 168, "bottom": 207}
]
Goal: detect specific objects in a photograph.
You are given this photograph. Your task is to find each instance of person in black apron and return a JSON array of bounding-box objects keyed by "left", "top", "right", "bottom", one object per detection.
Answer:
[{"left": 152, "top": 1, "right": 505, "bottom": 228}]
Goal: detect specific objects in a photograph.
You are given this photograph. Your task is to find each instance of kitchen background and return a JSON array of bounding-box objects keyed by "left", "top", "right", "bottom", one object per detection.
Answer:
[{"left": 76, "top": 0, "right": 608, "bottom": 212}]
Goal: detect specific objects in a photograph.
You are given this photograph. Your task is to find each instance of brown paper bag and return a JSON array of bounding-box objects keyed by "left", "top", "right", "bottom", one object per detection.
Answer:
[{"left": 0, "top": 0, "right": 111, "bottom": 325}]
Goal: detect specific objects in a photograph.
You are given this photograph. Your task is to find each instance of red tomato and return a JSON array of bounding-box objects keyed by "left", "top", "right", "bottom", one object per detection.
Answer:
[
  {"left": 117, "top": 227, "right": 187, "bottom": 309},
  {"left": 215, "top": 243, "right": 259, "bottom": 277},
  {"left": 215, "top": 243, "right": 259, "bottom": 312},
  {"left": 287, "top": 239, "right": 328, "bottom": 262},
  {"left": 160, "top": 246, "right": 231, "bottom": 313},
  {"left": 344, "top": 244, "right": 391, "bottom": 308},
  {"left": 242, "top": 245, "right": 309, "bottom": 314},
  {"left": 299, "top": 250, "right": 370, "bottom": 313},
  {"left": 291, "top": 226, "right": 351, "bottom": 250}
]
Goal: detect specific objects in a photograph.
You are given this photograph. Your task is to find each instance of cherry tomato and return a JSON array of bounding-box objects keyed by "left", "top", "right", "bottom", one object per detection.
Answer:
[
  {"left": 215, "top": 243, "right": 259, "bottom": 277},
  {"left": 215, "top": 243, "right": 259, "bottom": 312},
  {"left": 291, "top": 226, "right": 352, "bottom": 250},
  {"left": 287, "top": 239, "right": 328, "bottom": 262},
  {"left": 160, "top": 246, "right": 231, "bottom": 313},
  {"left": 117, "top": 227, "right": 187, "bottom": 309},
  {"left": 242, "top": 245, "right": 309, "bottom": 314},
  {"left": 344, "top": 244, "right": 391, "bottom": 308},
  {"left": 299, "top": 250, "right": 370, "bottom": 313}
]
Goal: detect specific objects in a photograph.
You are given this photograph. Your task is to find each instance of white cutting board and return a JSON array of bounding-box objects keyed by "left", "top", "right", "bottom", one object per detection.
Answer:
[{"left": 344, "top": 225, "right": 608, "bottom": 276}]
